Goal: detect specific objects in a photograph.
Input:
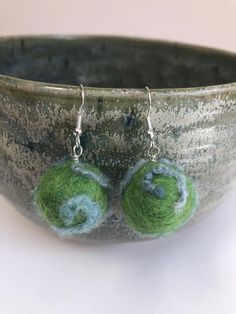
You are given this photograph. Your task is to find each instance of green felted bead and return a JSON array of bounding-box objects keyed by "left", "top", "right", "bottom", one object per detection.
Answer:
[
  {"left": 35, "top": 160, "right": 110, "bottom": 236},
  {"left": 121, "top": 158, "right": 198, "bottom": 237}
]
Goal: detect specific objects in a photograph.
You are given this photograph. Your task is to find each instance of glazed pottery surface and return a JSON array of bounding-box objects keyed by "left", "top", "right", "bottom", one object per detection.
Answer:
[{"left": 0, "top": 35, "right": 236, "bottom": 241}]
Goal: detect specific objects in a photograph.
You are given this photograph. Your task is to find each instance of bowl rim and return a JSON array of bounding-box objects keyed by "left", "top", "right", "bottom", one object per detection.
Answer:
[{"left": 0, "top": 34, "right": 236, "bottom": 99}]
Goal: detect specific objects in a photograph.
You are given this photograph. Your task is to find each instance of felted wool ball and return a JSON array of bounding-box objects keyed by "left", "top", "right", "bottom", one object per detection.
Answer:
[
  {"left": 35, "top": 160, "right": 110, "bottom": 236},
  {"left": 121, "top": 158, "right": 198, "bottom": 237}
]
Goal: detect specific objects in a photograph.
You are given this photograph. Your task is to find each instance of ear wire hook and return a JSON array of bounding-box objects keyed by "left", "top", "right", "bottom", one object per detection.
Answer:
[
  {"left": 146, "top": 85, "right": 152, "bottom": 116},
  {"left": 73, "top": 84, "right": 85, "bottom": 162},
  {"left": 145, "top": 86, "right": 160, "bottom": 161},
  {"left": 79, "top": 83, "right": 85, "bottom": 112}
]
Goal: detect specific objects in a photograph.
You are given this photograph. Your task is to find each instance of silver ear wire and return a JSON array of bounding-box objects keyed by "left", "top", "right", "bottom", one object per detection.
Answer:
[
  {"left": 73, "top": 84, "right": 85, "bottom": 162},
  {"left": 79, "top": 83, "right": 85, "bottom": 112},
  {"left": 145, "top": 86, "right": 160, "bottom": 161}
]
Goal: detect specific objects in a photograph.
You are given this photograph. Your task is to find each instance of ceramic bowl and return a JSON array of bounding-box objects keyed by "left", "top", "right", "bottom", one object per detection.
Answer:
[{"left": 1, "top": 35, "right": 236, "bottom": 241}]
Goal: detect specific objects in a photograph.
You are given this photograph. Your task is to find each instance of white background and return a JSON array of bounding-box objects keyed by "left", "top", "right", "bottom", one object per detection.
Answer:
[{"left": 0, "top": 1, "right": 236, "bottom": 313}]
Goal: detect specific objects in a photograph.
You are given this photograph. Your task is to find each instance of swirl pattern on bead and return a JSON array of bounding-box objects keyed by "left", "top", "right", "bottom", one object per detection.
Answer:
[
  {"left": 55, "top": 195, "right": 103, "bottom": 236},
  {"left": 142, "top": 164, "right": 188, "bottom": 212}
]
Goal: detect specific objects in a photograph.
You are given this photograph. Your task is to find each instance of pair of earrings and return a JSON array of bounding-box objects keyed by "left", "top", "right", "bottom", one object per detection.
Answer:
[{"left": 35, "top": 85, "right": 198, "bottom": 237}]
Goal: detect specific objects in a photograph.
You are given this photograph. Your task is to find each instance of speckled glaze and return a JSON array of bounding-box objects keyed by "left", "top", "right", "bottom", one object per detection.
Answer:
[{"left": 0, "top": 35, "right": 236, "bottom": 241}]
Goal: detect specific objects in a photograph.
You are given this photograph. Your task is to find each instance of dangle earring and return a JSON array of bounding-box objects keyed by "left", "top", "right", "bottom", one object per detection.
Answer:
[
  {"left": 35, "top": 84, "right": 111, "bottom": 236},
  {"left": 120, "top": 87, "right": 198, "bottom": 237}
]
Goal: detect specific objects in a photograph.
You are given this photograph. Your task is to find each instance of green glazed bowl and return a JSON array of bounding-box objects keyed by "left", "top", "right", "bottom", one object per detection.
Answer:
[{"left": 0, "top": 35, "right": 236, "bottom": 241}]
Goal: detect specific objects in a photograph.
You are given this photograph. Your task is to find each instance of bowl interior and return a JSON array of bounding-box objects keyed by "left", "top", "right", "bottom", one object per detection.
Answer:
[{"left": 0, "top": 36, "right": 236, "bottom": 88}]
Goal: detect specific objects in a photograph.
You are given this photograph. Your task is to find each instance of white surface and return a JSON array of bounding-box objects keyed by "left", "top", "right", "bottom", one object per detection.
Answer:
[
  {"left": 0, "top": 0, "right": 236, "bottom": 51},
  {"left": 1, "top": 0, "right": 236, "bottom": 313},
  {"left": 0, "top": 191, "right": 236, "bottom": 314}
]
